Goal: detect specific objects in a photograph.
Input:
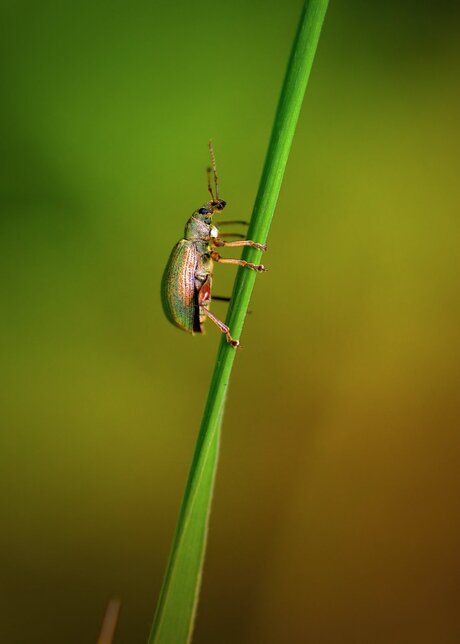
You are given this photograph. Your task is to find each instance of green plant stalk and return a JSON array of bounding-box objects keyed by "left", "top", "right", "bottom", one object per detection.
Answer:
[{"left": 149, "top": 1, "right": 329, "bottom": 642}]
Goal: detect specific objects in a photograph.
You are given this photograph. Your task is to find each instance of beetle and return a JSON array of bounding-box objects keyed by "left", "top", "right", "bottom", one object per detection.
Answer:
[{"left": 161, "top": 141, "right": 267, "bottom": 348}]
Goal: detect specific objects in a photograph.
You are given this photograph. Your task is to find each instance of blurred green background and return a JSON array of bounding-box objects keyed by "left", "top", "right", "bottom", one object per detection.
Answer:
[{"left": 1, "top": 1, "right": 460, "bottom": 642}]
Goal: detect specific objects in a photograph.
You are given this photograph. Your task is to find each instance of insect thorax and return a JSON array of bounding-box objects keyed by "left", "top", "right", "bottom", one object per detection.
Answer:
[{"left": 184, "top": 211, "right": 218, "bottom": 241}]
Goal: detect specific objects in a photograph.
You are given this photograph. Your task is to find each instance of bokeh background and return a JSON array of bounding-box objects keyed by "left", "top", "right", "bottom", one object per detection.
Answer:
[{"left": 1, "top": 1, "right": 460, "bottom": 642}]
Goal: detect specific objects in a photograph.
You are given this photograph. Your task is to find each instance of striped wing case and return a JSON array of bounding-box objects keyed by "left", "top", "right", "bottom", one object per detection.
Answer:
[{"left": 161, "top": 240, "right": 200, "bottom": 333}]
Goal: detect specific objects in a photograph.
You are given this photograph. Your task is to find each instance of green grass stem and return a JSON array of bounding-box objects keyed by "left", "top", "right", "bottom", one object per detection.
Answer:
[{"left": 149, "top": 2, "right": 329, "bottom": 641}]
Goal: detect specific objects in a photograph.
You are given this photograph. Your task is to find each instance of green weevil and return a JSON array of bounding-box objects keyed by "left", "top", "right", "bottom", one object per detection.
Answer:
[{"left": 161, "top": 141, "right": 267, "bottom": 348}]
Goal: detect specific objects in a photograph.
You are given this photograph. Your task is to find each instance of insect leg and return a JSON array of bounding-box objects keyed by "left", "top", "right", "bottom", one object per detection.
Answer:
[
  {"left": 217, "top": 233, "right": 246, "bottom": 239},
  {"left": 202, "top": 307, "right": 240, "bottom": 348},
  {"left": 214, "top": 238, "right": 267, "bottom": 251},
  {"left": 215, "top": 220, "right": 250, "bottom": 226},
  {"left": 211, "top": 251, "right": 267, "bottom": 272},
  {"left": 212, "top": 295, "right": 251, "bottom": 314}
]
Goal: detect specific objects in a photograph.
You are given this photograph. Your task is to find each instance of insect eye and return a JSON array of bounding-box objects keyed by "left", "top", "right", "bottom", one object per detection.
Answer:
[
  {"left": 198, "top": 207, "right": 210, "bottom": 215},
  {"left": 217, "top": 200, "right": 226, "bottom": 210}
]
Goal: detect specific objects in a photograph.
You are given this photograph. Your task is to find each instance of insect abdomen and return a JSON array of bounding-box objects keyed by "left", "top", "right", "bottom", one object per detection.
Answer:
[{"left": 161, "top": 240, "right": 199, "bottom": 333}]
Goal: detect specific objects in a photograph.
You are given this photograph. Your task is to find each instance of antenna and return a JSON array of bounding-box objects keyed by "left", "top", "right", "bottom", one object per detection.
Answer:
[
  {"left": 208, "top": 140, "right": 219, "bottom": 200},
  {"left": 207, "top": 166, "right": 214, "bottom": 201}
]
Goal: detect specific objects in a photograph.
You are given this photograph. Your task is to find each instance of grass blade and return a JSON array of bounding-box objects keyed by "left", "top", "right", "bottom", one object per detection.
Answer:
[{"left": 149, "top": 1, "right": 329, "bottom": 641}]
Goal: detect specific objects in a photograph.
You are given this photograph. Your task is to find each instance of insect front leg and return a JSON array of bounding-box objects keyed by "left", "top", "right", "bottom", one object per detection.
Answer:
[
  {"left": 217, "top": 233, "right": 246, "bottom": 240},
  {"left": 213, "top": 238, "right": 267, "bottom": 252},
  {"left": 215, "top": 220, "right": 250, "bottom": 227},
  {"left": 211, "top": 250, "right": 267, "bottom": 272}
]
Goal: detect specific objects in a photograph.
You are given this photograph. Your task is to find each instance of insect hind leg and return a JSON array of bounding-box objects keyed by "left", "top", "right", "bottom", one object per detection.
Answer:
[{"left": 202, "top": 308, "right": 240, "bottom": 348}]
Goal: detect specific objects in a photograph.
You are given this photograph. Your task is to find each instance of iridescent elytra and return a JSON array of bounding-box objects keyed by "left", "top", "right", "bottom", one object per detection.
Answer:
[{"left": 161, "top": 141, "right": 267, "bottom": 348}]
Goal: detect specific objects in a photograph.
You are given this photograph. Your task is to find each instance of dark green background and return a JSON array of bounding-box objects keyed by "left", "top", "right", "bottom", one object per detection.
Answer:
[{"left": 1, "top": 1, "right": 460, "bottom": 642}]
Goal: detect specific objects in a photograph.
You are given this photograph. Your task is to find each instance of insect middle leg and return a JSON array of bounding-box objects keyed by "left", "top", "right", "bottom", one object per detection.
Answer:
[
  {"left": 211, "top": 250, "right": 267, "bottom": 272},
  {"left": 202, "top": 307, "right": 240, "bottom": 348}
]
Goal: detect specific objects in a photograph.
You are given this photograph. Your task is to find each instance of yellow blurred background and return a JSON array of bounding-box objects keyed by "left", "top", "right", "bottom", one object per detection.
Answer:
[{"left": 1, "top": 1, "right": 459, "bottom": 642}]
